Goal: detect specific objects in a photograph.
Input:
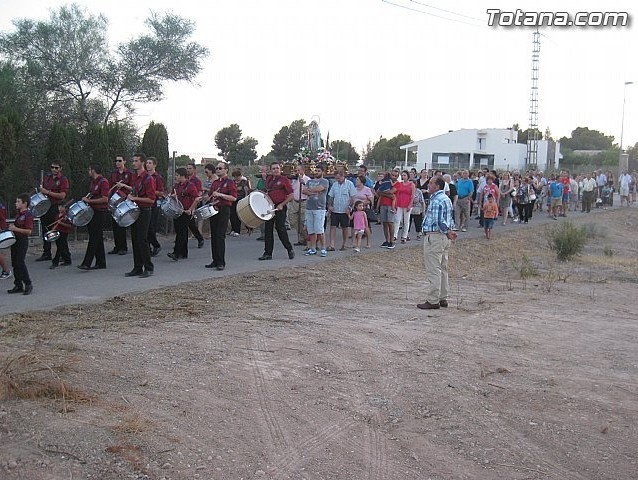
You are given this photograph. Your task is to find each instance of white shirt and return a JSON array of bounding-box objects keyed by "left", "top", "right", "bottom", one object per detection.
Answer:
[
  {"left": 291, "top": 175, "right": 310, "bottom": 201},
  {"left": 620, "top": 174, "right": 631, "bottom": 189}
]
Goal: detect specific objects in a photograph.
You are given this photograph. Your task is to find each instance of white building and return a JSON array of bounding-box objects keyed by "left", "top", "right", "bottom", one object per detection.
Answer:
[{"left": 400, "top": 128, "right": 561, "bottom": 172}]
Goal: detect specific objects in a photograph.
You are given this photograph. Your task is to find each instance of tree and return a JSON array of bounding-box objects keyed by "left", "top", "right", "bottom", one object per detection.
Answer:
[
  {"left": 141, "top": 121, "right": 169, "bottom": 175},
  {"left": 329, "top": 140, "right": 360, "bottom": 163},
  {"left": 271, "top": 119, "right": 307, "bottom": 161},
  {"left": 365, "top": 134, "right": 414, "bottom": 167},
  {"left": 215, "top": 124, "right": 242, "bottom": 161},
  {"left": 0, "top": 4, "right": 209, "bottom": 127},
  {"left": 235, "top": 136, "right": 258, "bottom": 166},
  {"left": 560, "top": 127, "right": 614, "bottom": 150}
]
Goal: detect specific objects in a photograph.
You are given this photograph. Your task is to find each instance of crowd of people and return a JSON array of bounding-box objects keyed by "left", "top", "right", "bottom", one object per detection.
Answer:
[{"left": 1, "top": 156, "right": 635, "bottom": 299}]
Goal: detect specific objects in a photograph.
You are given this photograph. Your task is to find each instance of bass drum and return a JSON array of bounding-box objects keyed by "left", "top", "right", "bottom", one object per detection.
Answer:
[
  {"left": 112, "top": 200, "right": 140, "bottom": 227},
  {"left": 193, "top": 204, "right": 218, "bottom": 222},
  {"left": 67, "top": 201, "right": 94, "bottom": 227},
  {"left": 160, "top": 196, "right": 184, "bottom": 219},
  {"left": 236, "top": 191, "right": 275, "bottom": 229},
  {"left": 30, "top": 192, "right": 51, "bottom": 218},
  {"left": 0, "top": 230, "right": 16, "bottom": 249}
]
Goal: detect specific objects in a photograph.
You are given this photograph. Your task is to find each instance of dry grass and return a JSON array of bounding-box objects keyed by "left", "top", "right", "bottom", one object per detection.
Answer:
[
  {"left": 0, "top": 352, "right": 92, "bottom": 412},
  {"left": 112, "top": 413, "right": 154, "bottom": 434}
]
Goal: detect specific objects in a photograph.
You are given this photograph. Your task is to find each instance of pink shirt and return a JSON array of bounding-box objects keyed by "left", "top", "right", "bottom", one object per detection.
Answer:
[{"left": 353, "top": 210, "right": 367, "bottom": 230}]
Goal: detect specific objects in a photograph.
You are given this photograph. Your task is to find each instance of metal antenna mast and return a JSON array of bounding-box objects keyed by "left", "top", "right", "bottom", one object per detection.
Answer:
[{"left": 527, "top": 29, "right": 540, "bottom": 169}]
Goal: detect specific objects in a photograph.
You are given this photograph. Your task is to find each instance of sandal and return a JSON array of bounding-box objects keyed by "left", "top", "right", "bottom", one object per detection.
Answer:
[
  {"left": 339, "top": 246, "right": 347, "bottom": 251},
  {"left": 326, "top": 246, "right": 336, "bottom": 251}
]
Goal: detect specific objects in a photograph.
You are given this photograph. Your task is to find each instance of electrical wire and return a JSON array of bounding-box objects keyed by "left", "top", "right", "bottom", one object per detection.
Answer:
[{"left": 381, "top": 0, "right": 487, "bottom": 28}]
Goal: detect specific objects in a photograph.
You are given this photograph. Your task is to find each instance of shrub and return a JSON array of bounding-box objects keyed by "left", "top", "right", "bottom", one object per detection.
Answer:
[
  {"left": 603, "top": 246, "right": 614, "bottom": 257},
  {"left": 513, "top": 255, "right": 539, "bottom": 279},
  {"left": 549, "top": 222, "right": 587, "bottom": 261}
]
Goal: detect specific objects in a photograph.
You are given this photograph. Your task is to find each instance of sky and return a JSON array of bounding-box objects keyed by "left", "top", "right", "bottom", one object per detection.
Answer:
[{"left": 1, "top": 0, "right": 637, "bottom": 161}]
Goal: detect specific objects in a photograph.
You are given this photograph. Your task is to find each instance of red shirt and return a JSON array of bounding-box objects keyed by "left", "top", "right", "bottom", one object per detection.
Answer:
[
  {"left": 110, "top": 168, "right": 134, "bottom": 186},
  {"left": 265, "top": 175, "right": 293, "bottom": 204},
  {"left": 55, "top": 211, "right": 73, "bottom": 234},
  {"left": 14, "top": 209, "right": 34, "bottom": 238},
  {"left": 150, "top": 172, "right": 165, "bottom": 196},
  {"left": 131, "top": 171, "right": 157, "bottom": 208},
  {"left": 209, "top": 177, "right": 238, "bottom": 208},
  {"left": 89, "top": 176, "right": 111, "bottom": 211},
  {"left": 395, "top": 181, "right": 413, "bottom": 209},
  {"left": 0, "top": 201, "right": 6, "bottom": 230},
  {"left": 175, "top": 180, "right": 199, "bottom": 211},
  {"left": 189, "top": 175, "right": 203, "bottom": 193},
  {"left": 561, "top": 177, "right": 570, "bottom": 194},
  {"left": 42, "top": 173, "right": 70, "bottom": 205}
]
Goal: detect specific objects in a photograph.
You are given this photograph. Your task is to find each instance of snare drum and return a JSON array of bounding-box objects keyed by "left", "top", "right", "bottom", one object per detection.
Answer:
[
  {"left": 236, "top": 191, "right": 275, "bottom": 229},
  {"left": 0, "top": 230, "right": 16, "bottom": 249},
  {"left": 67, "top": 201, "right": 94, "bottom": 227},
  {"left": 44, "top": 230, "right": 61, "bottom": 243},
  {"left": 112, "top": 200, "right": 140, "bottom": 227},
  {"left": 108, "top": 191, "right": 127, "bottom": 212},
  {"left": 30, "top": 192, "right": 51, "bottom": 218},
  {"left": 193, "top": 204, "right": 218, "bottom": 222},
  {"left": 160, "top": 196, "right": 184, "bottom": 219}
]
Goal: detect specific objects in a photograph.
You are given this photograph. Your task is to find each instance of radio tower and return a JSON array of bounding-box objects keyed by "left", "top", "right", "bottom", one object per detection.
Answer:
[{"left": 527, "top": 29, "right": 540, "bottom": 168}]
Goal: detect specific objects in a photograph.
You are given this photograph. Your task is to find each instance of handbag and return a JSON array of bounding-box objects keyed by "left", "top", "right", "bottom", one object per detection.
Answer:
[{"left": 365, "top": 207, "right": 378, "bottom": 223}]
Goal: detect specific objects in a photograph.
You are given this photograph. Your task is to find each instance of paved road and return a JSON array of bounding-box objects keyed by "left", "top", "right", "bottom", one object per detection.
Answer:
[{"left": 0, "top": 202, "right": 627, "bottom": 316}]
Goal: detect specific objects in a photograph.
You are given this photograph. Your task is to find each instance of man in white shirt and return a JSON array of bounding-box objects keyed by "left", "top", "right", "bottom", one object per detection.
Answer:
[
  {"left": 619, "top": 171, "right": 632, "bottom": 207},
  {"left": 288, "top": 165, "right": 310, "bottom": 245},
  {"left": 581, "top": 172, "right": 597, "bottom": 213}
]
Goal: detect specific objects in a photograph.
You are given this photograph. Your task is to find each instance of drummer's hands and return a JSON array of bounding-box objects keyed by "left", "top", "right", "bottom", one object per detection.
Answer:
[
  {"left": 8, "top": 224, "right": 16, "bottom": 232},
  {"left": 275, "top": 203, "right": 284, "bottom": 211}
]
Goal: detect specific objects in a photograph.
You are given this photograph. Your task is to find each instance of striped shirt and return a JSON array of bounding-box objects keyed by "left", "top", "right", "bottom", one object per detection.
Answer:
[{"left": 422, "top": 190, "right": 455, "bottom": 234}]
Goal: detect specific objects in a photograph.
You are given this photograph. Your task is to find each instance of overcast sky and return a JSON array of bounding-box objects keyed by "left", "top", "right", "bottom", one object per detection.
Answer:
[{"left": 2, "top": 0, "right": 636, "bottom": 160}]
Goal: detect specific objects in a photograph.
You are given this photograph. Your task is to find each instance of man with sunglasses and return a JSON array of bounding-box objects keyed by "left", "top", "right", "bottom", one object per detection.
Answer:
[
  {"left": 109, "top": 155, "right": 133, "bottom": 255},
  {"left": 202, "top": 162, "right": 237, "bottom": 270},
  {"left": 36, "top": 160, "right": 69, "bottom": 262}
]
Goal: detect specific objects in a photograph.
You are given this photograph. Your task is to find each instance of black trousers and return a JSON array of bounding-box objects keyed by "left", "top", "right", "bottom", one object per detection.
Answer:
[
  {"left": 11, "top": 236, "right": 31, "bottom": 287},
  {"left": 264, "top": 207, "right": 292, "bottom": 256},
  {"left": 52, "top": 232, "right": 71, "bottom": 265},
  {"left": 81, "top": 209, "right": 106, "bottom": 268},
  {"left": 41, "top": 203, "right": 58, "bottom": 257},
  {"left": 147, "top": 205, "right": 161, "bottom": 249},
  {"left": 229, "top": 200, "right": 242, "bottom": 234},
  {"left": 210, "top": 206, "right": 230, "bottom": 266},
  {"left": 582, "top": 190, "right": 594, "bottom": 212},
  {"left": 517, "top": 203, "right": 532, "bottom": 222},
  {"left": 112, "top": 218, "right": 128, "bottom": 252},
  {"left": 188, "top": 216, "right": 204, "bottom": 242},
  {"left": 173, "top": 213, "right": 190, "bottom": 258},
  {"left": 131, "top": 208, "right": 153, "bottom": 272}
]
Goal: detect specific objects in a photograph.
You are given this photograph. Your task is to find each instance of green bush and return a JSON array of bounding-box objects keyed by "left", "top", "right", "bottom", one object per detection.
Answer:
[{"left": 549, "top": 222, "right": 587, "bottom": 261}]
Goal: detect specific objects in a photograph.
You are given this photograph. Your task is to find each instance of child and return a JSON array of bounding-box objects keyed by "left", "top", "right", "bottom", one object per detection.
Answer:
[
  {"left": 0, "top": 199, "right": 12, "bottom": 279},
  {"left": 601, "top": 184, "right": 612, "bottom": 210},
  {"left": 50, "top": 201, "right": 74, "bottom": 269},
  {"left": 376, "top": 173, "right": 396, "bottom": 213},
  {"left": 8, "top": 193, "right": 34, "bottom": 295},
  {"left": 350, "top": 200, "right": 368, "bottom": 252},
  {"left": 482, "top": 194, "right": 498, "bottom": 240}
]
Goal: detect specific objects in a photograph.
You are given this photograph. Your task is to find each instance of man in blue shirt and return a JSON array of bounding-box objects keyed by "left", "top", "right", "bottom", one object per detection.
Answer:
[
  {"left": 549, "top": 175, "right": 564, "bottom": 220},
  {"left": 418, "top": 177, "right": 457, "bottom": 310},
  {"left": 454, "top": 169, "right": 474, "bottom": 232}
]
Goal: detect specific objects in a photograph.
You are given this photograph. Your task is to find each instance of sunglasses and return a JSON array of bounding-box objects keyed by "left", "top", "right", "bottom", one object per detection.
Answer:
[
  {"left": 50, "top": 166, "right": 60, "bottom": 169},
  {"left": 215, "top": 167, "right": 225, "bottom": 171}
]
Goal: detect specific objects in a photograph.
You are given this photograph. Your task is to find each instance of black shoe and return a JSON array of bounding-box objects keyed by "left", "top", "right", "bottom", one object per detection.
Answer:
[
  {"left": 197, "top": 239, "right": 205, "bottom": 248},
  {"left": 139, "top": 270, "right": 153, "bottom": 278},
  {"left": 258, "top": 254, "right": 272, "bottom": 261},
  {"left": 23, "top": 284, "right": 33, "bottom": 295},
  {"left": 89, "top": 265, "right": 106, "bottom": 270},
  {"left": 216, "top": 265, "right": 225, "bottom": 271},
  {"left": 118, "top": 250, "right": 127, "bottom": 255},
  {"left": 288, "top": 250, "right": 295, "bottom": 260},
  {"left": 7, "top": 285, "right": 24, "bottom": 294},
  {"left": 167, "top": 252, "right": 178, "bottom": 261},
  {"left": 50, "top": 264, "right": 58, "bottom": 270},
  {"left": 151, "top": 246, "right": 161, "bottom": 257},
  {"left": 77, "top": 265, "right": 91, "bottom": 271},
  {"left": 59, "top": 261, "right": 71, "bottom": 267},
  {"left": 35, "top": 255, "right": 51, "bottom": 262},
  {"left": 416, "top": 301, "right": 440, "bottom": 310},
  {"left": 125, "top": 270, "right": 143, "bottom": 277},
  {"left": 205, "top": 262, "right": 218, "bottom": 268},
  {"left": 107, "top": 249, "right": 119, "bottom": 255},
  {"left": 256, "top": 237, "right": 265, "bottom": 241},
  {"left": 439, "top": 299, "right": 449, "bottom": 308}
]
